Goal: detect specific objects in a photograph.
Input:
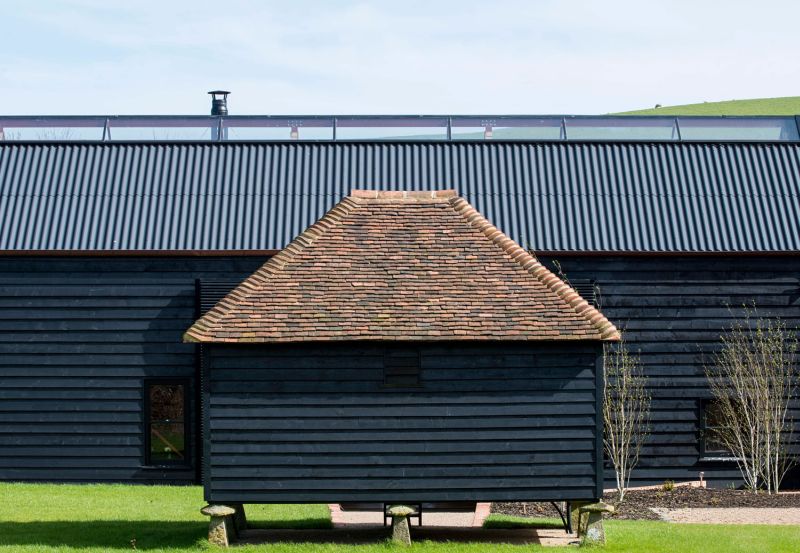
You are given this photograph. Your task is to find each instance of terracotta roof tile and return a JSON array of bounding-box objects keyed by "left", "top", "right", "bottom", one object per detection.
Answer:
[{"left": 184, "top": 190, "right": 619, "bottom": 343}]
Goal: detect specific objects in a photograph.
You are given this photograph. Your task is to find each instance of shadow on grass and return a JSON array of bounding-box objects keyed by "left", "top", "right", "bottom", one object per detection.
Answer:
[
  {"left": 0, "top": 516, "right": 333, "bottom": 550},
  {"left": 0, "top": 521, "right": 205, "bottom": 550},
  {"left": 248, "top": 517, "right": 333, "bottom": 530},
  {"left": 239, "top": 527, "right": 549, "bottom": 546}
]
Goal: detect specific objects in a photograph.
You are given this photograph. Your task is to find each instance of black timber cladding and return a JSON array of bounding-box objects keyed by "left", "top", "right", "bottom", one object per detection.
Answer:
[
  {"left": 1, "top": 142, "right": 799, "bottom": 252},
  {"left": 204, "top": 342, "right": 603, "bottom": 503},
  {"left": 0, "top": 256, "right": 262, "bottom": 483},
  {"left": 540, "top": 255, "right": 800, "bottom": 486},
  {"left": 0, "top": 254, "right": 797, "bottom": 487}
]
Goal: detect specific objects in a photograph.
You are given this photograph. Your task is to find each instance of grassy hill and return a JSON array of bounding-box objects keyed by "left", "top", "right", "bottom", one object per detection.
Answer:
[{"left": 617, "top": 97, "right": 800, "bottom": 116}]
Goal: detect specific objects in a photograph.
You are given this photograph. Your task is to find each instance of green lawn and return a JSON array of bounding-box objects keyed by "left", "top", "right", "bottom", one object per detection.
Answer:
[
  {"left": 483, "top": 514, "right": 800, "bottom": 553},
  {"left": 616, "top": 96, "right": 800, "bottom": 116},
  {"left": 1, "top": 483, "right": 799, "bottom": 552}
]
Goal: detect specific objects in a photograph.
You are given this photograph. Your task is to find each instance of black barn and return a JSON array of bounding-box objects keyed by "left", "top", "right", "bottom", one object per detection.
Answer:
[{"left": 0, "top": 118, "right": 798, "bottom": 489}]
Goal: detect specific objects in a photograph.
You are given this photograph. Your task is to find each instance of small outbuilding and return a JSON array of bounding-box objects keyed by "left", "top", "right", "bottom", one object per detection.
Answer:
[{"left": 185, "top": 189, "right": 619, "bottom": 506}]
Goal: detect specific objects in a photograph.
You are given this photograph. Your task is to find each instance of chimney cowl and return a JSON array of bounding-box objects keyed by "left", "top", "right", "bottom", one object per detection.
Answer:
[{"left": 208, "top": 90, "right": 230, "bottom": 116}]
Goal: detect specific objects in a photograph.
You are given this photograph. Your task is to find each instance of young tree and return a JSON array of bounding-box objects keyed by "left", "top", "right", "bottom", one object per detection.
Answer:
[
  {"left": 603, "top": 335, "right": 651, "bottom": 501},
  {"left": 706, "top": 311, "right": 798, "bottom": 494}
]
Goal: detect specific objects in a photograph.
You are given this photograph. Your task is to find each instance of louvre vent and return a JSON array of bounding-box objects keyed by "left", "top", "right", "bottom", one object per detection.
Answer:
[
  {"left": 570, "top": 279, "right": 599, "bottom": 308},
  {"left": 383, "top": 349, "right": 422, "bottom": 388},
  {"left": 197, "top": 280, "right": 243, "bottom": 316}
]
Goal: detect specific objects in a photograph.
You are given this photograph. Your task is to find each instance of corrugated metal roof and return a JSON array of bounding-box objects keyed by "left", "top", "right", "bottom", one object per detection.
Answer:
[{"left": 1, "top": 141, "right": 798, "bottom": 252}]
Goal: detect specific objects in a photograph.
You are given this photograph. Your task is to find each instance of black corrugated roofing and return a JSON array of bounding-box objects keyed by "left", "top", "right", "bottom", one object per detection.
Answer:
[{"left": 1, "top": 141, "right": 798, "bottom": 252}]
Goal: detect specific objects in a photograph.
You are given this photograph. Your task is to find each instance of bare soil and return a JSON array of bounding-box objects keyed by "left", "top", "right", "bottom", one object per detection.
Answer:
[{"left": 493, "top": 488, "right": 800, "bottom": 521}]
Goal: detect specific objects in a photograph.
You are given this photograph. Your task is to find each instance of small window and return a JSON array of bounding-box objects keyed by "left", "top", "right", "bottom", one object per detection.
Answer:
[
  {"left": 145, "top": 381, "right": 188, "bottom": 466},
  {"left": 701, "top": 400, "right": 733, "bottom": 457},
  {"left": 383, "top": 349, "right": 421, "bottom": 388}
]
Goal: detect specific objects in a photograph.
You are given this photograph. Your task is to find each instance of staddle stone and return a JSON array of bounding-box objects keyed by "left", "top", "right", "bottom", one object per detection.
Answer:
[
  {"left": 201, "top": 504, "right": 236, "bottom": 517},
  {"left": 580, "top": 502, "right": 615, "bottom": 514},
  {"left": 201, "top": 504, "right": 237, "bottom": 547},
  {"left": 579, "top": 502, "right": 615, "bottom": 546},
  {"left": 388, "top": 505, "right": 417, "bottom": 517},
  {"left": 387, "top": 504, "right": 416, "bottom": 546}
]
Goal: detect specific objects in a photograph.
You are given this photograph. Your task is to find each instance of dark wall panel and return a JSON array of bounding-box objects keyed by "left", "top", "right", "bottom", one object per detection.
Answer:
[
  {"left": 206, "top": 342, "right": 601, "bottom": 503},
  {"left": 2, "top": 253, "right": 797, "bottom": 491},
  {"left": 540, "top": 255, "right": 800, "bottom": 488},
  {"left": 0, "top": 256, "right": 262, "bottom": 483}
]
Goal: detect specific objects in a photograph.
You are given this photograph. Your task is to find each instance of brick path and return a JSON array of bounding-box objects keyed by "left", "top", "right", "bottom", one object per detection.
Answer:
[{"left": 328, "top": 503, "right": 492, "bottom": 528}]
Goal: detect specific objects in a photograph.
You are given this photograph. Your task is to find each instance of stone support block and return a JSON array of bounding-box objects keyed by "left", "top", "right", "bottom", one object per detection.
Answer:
[{"left": 201, "top": 504, "right": 237, "bottom": 547}]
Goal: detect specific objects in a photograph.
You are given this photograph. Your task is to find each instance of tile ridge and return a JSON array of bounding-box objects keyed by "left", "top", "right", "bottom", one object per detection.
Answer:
[{"left": 448, "top": 196, "right": 621, "bottom": 341}]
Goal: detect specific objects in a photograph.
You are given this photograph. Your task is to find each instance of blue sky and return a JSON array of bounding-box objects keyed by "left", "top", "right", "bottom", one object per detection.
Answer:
[{"left": 3, "top": 0, "right": 799, "bottom": 115}]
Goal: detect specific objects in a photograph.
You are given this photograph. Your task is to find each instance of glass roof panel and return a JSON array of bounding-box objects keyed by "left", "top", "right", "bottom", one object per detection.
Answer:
[
  {"left": 450, "top": 117, "right": 562, "bottom": 140},
  {"left": 677, "top": 117, "right": 799, "bottom": 141},
  {"left": 0, "top": 115, "right": 797, "bottom": 142},
  {"left": 566, "top": 117, "right": 677, "bottom": 140}
]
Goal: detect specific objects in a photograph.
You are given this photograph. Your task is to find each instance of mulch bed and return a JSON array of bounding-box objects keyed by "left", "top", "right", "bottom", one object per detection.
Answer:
[{"left": 493, "top": 487, "right": 800, "bottom": 521}]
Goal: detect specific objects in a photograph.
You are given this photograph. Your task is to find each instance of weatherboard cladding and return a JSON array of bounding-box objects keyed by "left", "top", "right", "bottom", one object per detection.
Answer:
[
  {"left": 538, "top": 254, "right": 800, "bottom": 486},
  {"left": 205, "top": 342, "right": 602, "bottom": 503},
  {"left": 0, "top": 255, "right": 264, "bottom": 483},
  {"left": 1, "top": 254, "right": 796, "bottom": 487},
  {"left": 1, "top": 142, "right": 798, "bottom": 252}
]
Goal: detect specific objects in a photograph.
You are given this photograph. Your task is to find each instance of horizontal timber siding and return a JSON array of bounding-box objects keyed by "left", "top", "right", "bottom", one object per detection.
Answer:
[
  {"left": 205, "top": 342, "right": 601, "bottom": 504},
  {"left": 540, "top": 255, "right": 800, "bottom": 488},
  {"left": 2, "top": 252, "right": 797, "bottom": 490},
  {"left": 0, "top": 256, "right": 262, "bottom": 483}
]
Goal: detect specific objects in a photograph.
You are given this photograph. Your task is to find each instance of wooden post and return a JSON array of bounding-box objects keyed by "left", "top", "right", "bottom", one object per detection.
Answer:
[{"left": 229, "top": 503, "right": 247, "bottom": 533}]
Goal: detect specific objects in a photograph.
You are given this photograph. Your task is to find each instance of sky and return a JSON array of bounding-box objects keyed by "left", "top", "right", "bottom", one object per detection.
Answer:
[{"left": 3, "top": 0, "right": 800, "bottom": 115}]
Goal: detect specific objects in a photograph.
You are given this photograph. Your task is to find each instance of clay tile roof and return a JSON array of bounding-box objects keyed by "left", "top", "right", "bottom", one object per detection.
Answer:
[{"left": 184, "top": 190, "right": 620, "bottom": 343}]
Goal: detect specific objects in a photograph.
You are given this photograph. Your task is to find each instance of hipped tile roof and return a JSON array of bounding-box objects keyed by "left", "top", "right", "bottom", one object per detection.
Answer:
[{"left": 184, "top": 190, "right": 619, "bottom": 343}]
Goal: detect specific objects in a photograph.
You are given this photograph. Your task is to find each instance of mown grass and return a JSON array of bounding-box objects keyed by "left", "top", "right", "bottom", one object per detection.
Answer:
[
  {"left": 0, "top": 482, "right": 329, "bottom": 551},
  {"left": 616, "top": 96, "right": 800, "bottom": 115},
  {"left": 1, "top": 483, "right": 799, "bottom": 552},
  {"left": 483, "top": 514, "right": 800, "bottom": 553}
]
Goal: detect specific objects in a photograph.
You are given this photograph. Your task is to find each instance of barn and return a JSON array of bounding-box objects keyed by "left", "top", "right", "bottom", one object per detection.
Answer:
[
  {"left": 185, "top": 189, "right": 618, "bottom": 504},
  {"left": 0, "top": 113, "right": 798, "bottom": 490}
]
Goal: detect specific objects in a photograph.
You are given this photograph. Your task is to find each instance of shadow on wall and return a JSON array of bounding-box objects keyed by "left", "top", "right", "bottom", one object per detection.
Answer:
[{"left": 0, "top": 521, "right": 206, "bottom": 550}]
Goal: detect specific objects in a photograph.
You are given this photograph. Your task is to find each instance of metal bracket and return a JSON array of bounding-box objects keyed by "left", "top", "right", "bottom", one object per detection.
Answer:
[{"left": 550, "top": 501, "right": 572, "bottom": 534}]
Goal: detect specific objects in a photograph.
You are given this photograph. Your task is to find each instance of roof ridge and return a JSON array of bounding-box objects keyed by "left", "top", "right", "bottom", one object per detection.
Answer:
[
  {"left": 448, "top": 196, "right": 620, "bottom": 341},
  {"left": 184, "top": 196, "right": 361, "bottom": 342}
]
